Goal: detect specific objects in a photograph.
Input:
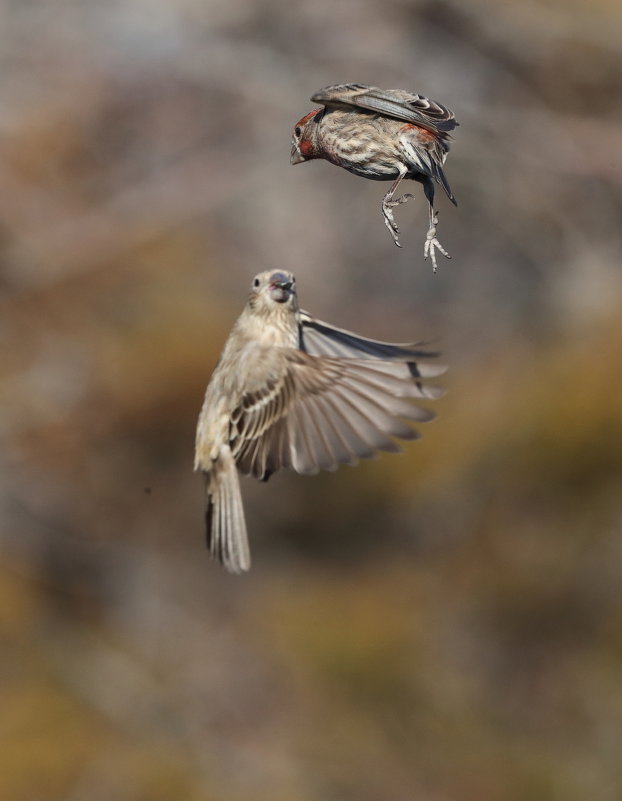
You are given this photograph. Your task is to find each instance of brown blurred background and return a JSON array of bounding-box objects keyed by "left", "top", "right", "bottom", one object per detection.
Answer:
[{"left": 2, "top": 0, "right": 622, "bottom": 799}]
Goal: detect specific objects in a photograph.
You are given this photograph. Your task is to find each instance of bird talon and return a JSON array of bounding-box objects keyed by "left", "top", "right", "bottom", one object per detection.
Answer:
[
  {"left": 382, "top": 190, "right": 421, "bottom": 248},
  {"left": 383, "top": 192, "right": 415, "bottom": 211},
  {"left": 383, "top": 212, "right": 403, "bottom": 247},
  {"left": 393, "top": 192, "right": 416, "bottom": 207},
  {"left": 382, "top": 196, "right": 408, "bottom": 246},
  {"left": 423, "top": 228, "right": 451, "bottom": 274}
]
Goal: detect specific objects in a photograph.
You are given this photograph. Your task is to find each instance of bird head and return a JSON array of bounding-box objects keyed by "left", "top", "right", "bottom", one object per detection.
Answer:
[
  {"left": 290, "top": 109, "right": 324, "bottom": 164},
  {"left": 250, "top": 271, "right": 297, "bottom": 307}
]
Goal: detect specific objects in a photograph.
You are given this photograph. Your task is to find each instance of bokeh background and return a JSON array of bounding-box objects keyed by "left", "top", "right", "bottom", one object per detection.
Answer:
[{"left": 2, "top": 0, "right": 622, "bottom": 799}]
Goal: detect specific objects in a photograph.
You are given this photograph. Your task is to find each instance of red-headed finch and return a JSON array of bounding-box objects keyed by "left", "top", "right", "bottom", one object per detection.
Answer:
[
  {"left": 291, "top": 83, "right": 458, "bottom": 271},
  {"left": 195, "top": 270, "right": 445, "bottom": 573}
]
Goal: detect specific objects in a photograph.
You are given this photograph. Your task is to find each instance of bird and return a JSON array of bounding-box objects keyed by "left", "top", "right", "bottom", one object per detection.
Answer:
[
  {"left": 195, "top": 270, "right": 445, "bottom": 573},
  {"left": 291, "top": 83, "right": 458, "bottom": 272}
]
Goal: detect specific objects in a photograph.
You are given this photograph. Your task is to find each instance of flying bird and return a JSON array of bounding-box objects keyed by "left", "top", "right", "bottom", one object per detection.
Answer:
[
  {"left": 291, "top": 83, "right": 458, "bottom": 272},
  {"left": 195, "top": 270, "right": 445, "bottom": 573}
]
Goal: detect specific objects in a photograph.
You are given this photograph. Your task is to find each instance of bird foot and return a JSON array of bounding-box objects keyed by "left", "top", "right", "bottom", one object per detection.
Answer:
[
  {"left": 382, "top": 193, "right": 415, "bottom": 248},
  {"left": 423, "top": 212, "right": 451, "bottom": 274}
]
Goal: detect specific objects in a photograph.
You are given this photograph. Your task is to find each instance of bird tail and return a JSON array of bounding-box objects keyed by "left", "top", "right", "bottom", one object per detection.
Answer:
[
  {"left": 205, "top": 448, "right": 250, "bottom": 574},
  {"left": 433, "top": 162, "right": 457, "bottom": 206}
]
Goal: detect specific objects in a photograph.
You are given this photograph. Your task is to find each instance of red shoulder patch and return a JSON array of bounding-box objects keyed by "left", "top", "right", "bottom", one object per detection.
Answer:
[{"left": 400, "top": 123, "right": 435, "bottom": 143}]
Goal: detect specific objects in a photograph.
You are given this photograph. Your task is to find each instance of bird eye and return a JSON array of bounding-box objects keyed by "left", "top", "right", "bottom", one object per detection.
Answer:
[
  {"left": 253, "top": 278, "right": 260, "bottom": 287},
  {"left": 294, "top": 126, "right": 302, "bottom": 137}
]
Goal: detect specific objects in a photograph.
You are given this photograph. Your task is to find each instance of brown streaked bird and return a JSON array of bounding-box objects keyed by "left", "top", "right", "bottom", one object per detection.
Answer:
[
  {"left": 195, "top": 270, "right": 445, "bottom": 573},
  {"left": 291, "top": 83, "right": 458, "bottom": 272}
]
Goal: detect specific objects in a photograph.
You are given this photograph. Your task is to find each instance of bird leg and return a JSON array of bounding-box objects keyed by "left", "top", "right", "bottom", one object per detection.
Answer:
[
  {"left": 423, "top": 205, "right": 451, "bottom": 274},
  {"left": 382, "top": 173, "right": 453, "bottom": 270},
  {"left": 381, "top": 169, "right": 413, "bottom": 248},
  {"left": 421, "top": 177, "right": 451, "bottom": 273}
]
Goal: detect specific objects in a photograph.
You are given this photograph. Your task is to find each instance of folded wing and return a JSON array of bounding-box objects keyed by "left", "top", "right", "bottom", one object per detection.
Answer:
[{"left": 311, "top": 84, "right": 458, "bottom": 135}]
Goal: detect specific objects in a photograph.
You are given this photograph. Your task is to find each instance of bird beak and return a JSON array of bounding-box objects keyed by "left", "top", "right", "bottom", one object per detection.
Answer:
[
  {"left": 290, "top": 142, "right": 305, "bottom": 165},
  {"left": 272, "top": 278, "right": 293, "bottom": 291},
  {"left": 269, "top": 277, "right": 294, "bottom": 303}
]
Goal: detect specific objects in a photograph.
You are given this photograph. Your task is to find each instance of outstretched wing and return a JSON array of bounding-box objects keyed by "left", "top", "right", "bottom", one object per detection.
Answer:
[
  {"left": 230, "top": 349, "right": 443, "bottom": 480},
  {"left": 299, "top": 311, "right": 445, "bottom": 384},
  {"left": 311, "top": 83, "right": 458, "bottom": 135}
]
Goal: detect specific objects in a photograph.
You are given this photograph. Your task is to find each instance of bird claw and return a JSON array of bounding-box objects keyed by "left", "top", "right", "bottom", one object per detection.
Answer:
[
  {"left": 423, "top": 212, "right": 451, "bottom": 274},
  {"left": 389, "top": 192, "right": 416, "bottom": 208},
  {"left": 382, "top": 193, "right": 415, "bottom": 248},
  {"left": 382, "top": 197, "right": 451, "bottom": 268},
  {"left": 382, "top": 206, "right": 402, "bottom": 247}
]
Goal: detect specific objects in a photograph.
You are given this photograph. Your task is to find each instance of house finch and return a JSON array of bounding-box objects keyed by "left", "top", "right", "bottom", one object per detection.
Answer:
[
  {"left": 195, "top": 270, "right": 445, "bottom": 573},
  {"left": 291, "top": 83, "right": 458, "bottom": 272}
]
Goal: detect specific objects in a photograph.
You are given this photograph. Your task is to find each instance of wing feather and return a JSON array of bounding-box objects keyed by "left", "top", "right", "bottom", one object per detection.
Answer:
[
  {"left": 327, "top": 382, "right": 404, "bottom": 454},
  {"left": 311, "top": 84, "right": 458, "bottom": 134},
  {"left": 307, "top": 391, "right": 366, "bottom": 465},
  {"left": 297, "top": 392, "right": 343, "bottom": 471},
  {"left": 299, "top": 311, "right": 440, "bottom": 362},
  {"left": 231, "top": 348, "right": 440, "bottom": 479}
]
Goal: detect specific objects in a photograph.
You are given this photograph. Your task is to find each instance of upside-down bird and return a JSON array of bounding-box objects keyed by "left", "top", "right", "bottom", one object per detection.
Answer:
[
  {"left": 291, "top": 83, "right": 458, "bottom": 272},
  {"left": 195, "top": 270, "right": 445, "bottom": 573}
]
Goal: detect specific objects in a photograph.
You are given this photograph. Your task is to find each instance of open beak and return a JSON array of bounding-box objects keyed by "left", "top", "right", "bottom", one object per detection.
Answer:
[{"left": 269, "top": 277, "right": 294, "bottom": 303}]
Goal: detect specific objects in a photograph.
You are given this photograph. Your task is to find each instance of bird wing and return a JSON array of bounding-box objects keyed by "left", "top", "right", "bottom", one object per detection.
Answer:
[
  {"left": 230, "top": 370, "right": 294, "bottom": 479},
  {"left": 299, "top": 311, "right": 444, "bottom": 375},
  {"left": 311, "top": 84, "right": 458, "bottom": 134},
  {"left": 231, "top": 349, "right": 442, "bottom": 479}
]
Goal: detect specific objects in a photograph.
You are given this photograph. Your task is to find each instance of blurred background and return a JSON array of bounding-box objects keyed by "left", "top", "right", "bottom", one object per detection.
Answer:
[{"left": 1, "top": 0, "right": 622, "bottom": 799}]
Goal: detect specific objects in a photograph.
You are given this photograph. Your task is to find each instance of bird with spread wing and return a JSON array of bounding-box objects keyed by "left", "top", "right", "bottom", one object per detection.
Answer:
[{"left": 195, "top": 270, "right": 445, "bottom": 573}]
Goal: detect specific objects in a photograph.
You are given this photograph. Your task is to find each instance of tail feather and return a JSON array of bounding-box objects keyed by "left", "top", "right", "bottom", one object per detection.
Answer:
[
  {"left": 432, "top": 162, "right": 457, "bottom": 205},
  {"left": 205, "top": 448, "right": 250, "bottom": 573}
]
